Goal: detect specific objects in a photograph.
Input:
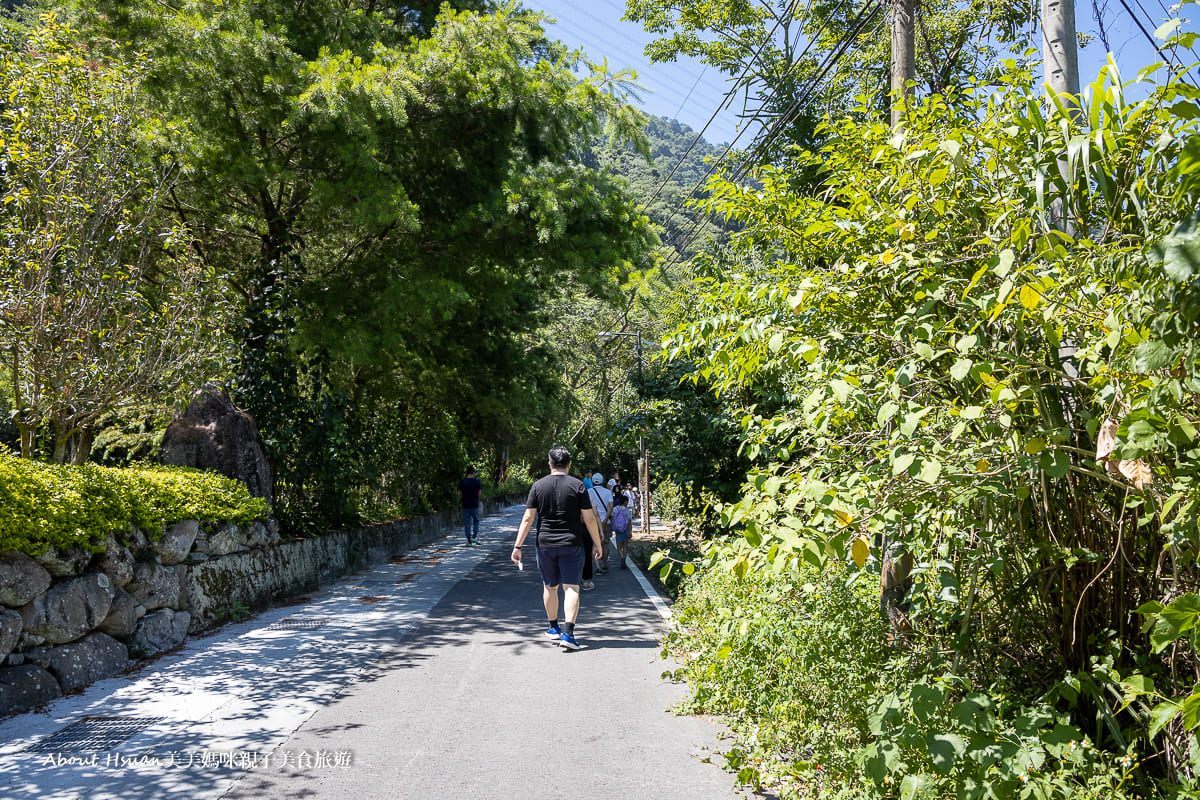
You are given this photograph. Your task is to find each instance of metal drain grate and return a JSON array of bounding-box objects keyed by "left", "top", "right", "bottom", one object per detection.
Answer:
[
  {"left": 265, "top": 618, "right": 332, "bottom": 631},
  {"left": 25, "top": 716, "right": 164, "bottom": 753}
]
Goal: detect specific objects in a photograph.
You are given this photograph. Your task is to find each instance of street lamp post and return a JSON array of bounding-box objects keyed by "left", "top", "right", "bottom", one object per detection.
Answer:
[{"left": 597, "top": 330, "right": 650, "bottom": 534}]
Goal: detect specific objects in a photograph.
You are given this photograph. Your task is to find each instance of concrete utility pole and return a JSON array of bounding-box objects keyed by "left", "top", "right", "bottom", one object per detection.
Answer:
[
  {"left": 1042, "top": 0, "right": 1080, "bottom": 98},
  {"left": 890, "top": 0, "right": 916, "bottom": 128}
]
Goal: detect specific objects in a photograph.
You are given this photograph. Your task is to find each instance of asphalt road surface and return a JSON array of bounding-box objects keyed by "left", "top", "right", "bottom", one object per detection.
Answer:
[{"left": 0, "top": 505, "right": 742, "bottom": 800}]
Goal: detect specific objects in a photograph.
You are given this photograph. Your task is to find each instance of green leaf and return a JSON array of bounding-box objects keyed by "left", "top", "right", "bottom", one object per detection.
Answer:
[
  {"left": 893, "top": 453, "right": 917, "bottom": 476},
  {"left": 869, "top": 692, "right": 904, "bottom": 735},
  {"left": 949, "top": 358, "right": 973, "bottom": 380},
  {"left": 954, "top": 693, "right": 996, "bottom": 731},
  {"left": 995, "top": 249, "right": 1016, "bottom": 278},
  {"left": 959, "top": 405, "right": 984, "bottom": 420},
  {"left": 1040, "top": 450, "right": 1071, "bottom": 478},
  {"left": 1135, "top": 339, "right": 1174, "bottom": 371},
  {"left": 1151, "top": 593, "right": 1200, "bottom": 652},
  {"left": 926, "top": 733, "right": 965, "bottom": 776},
  {"left": 1149, "top": 210, "right": 1200, "bottom": 282},
  {"left": 917, "top": 458, "right": 943, "bottom": 485},
  {"left": 861, "top": 740, "right": 902, "bottom": 782},
  {"left": 877, "top": 401, "right": 900, "bottom": 427},
  {"left": 1155, "top": 18, "right": 1184, "bottom": 39},
  {"left": 1150, "top": 699, "right": 1182, "bottom": 738},
  {"left": 1183, "top": 692, "right": 1200, "bottom": 730},
  {"left": 900, "top": 773, "right": 934, "bottom": 799}
]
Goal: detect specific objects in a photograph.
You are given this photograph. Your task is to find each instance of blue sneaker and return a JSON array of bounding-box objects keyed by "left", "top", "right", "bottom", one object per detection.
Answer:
[
  {"left": 545, "top": 625, "right": 561, "bottom": 640},
  {"left": 559, "top": 632, "right": 580, "bottom": 651}
]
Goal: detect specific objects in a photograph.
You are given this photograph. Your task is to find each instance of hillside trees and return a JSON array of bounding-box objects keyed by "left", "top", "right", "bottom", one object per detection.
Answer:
[
  {"left": 658, "top": 55, "right": 1200, "bottom": 796},
  {"left": 63, "top": 0, "right": 657, "bottom": 526},
  {"left": 624, "top": 0, "right": 1038, "bottom": 159},
  {"left": 0, "top": 21, "right": 225, "bottom": 465}
]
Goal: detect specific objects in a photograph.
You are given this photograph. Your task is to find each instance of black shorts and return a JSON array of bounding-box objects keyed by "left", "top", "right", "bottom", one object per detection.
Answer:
[{"left": 535, "top": 546, "right": 585, "bottom": 587}]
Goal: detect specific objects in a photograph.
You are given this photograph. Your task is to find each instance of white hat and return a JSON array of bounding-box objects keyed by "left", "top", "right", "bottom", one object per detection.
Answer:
[{"left": 592, "top": 473, "right": 604, "bottom": 484}]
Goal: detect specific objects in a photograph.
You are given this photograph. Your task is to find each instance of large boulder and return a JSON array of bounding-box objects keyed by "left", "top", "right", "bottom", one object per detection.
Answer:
[
  {"left": 157, "top": 520, "right": 200, "bottom": 565},
  {"left": 35, "top": 546, "right": 92, "bottom": 578},
  {"left": 0, "top": 609, "right": 21, "bottom": 659},
  {"left": 19, "top": 573, "right": 115, "bottom": 645},
  {"left": 127, "top": 562, "right": 181, "bottom": 611},
  {"left": 0, "top": 553, "right": 52, "bottom": 607},
  {"left": 159, "top": 385, "right": 272, "bottom": 504},
  {"left": 193, "top": 523, "right": 241, "bottom": 557},
  {"left": 0, "top": 664, "right": 61, "bottom": 715},
  {"left": 245, "top": 520, "right": 278, "bottom": 549},
  {"left": 97, "top": 585, "right": 144, "bottom": 638},
  {"left": 128, "top": 609, "right": 190, "bottom": 658},
  {"left": 47, "top": 632, "right": 128, "bottom": 691},
  {"left": 97, "top": 536, "right": 137, "bottom": 587}
]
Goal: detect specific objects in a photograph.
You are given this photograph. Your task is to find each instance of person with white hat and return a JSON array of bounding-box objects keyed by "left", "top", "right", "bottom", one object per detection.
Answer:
[{"left": 588, "top": 473, "right": 613, "bottom": 572}]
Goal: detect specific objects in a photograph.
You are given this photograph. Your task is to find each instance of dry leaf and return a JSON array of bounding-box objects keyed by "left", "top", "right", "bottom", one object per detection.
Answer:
[
  {"left": 1116, "top": 459, "right": 1153, "bottom": 490},
  {"left": 1096, "top": 418, "right": 1119, "bottom": 462}
]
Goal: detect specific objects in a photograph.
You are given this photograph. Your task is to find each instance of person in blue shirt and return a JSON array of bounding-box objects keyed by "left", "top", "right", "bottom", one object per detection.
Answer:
[{"left": 457, "top": 466, "right": 483, "bottom": 545}]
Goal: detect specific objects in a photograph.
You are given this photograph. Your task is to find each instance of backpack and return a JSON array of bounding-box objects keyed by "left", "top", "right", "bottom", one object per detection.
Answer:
[{"left": 611, "top": 506, "right": 631, "bottom": 534}]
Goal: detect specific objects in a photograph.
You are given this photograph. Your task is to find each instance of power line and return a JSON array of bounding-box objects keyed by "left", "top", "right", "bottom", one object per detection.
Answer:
[
  {"left": 638, "top": 0, "right": 802, "bottom": 213},
  {"left": 1116, "top": 0, "right": 1200, "bottom": 86},
  {"left": 656, "top": 0, "right": 884, "bottom": 268},
  {"left": 671, "top": 66, "right": 710, "bottom": 121},
  {"left": 1129, "top": 0, "right": 1200, "bottom": 72}
]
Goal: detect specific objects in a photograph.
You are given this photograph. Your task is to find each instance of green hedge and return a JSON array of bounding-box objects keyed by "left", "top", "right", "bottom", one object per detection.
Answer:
[{"left": 0, "top": 454, "right": 270, "bottom": 555}]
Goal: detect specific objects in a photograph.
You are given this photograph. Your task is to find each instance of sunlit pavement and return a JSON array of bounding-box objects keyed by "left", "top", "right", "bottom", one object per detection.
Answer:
[{"left": 0, "top": 507, "right": 740, "bottom": 800}]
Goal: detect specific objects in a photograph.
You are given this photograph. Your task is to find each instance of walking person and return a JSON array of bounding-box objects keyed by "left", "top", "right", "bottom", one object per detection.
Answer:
[
  {"left": 580, "top": 475, "right": 597, "bottom": 591},
  {"left": 588, "top": 473, "right": 614, "bottom": 572},
  {"left": 458, "top": 466, "right": 483, "bottom": 545},
  {"left": 511, "top": 446, "right": 603, "bottom": 650},
  {"left": 611, "top": 493, "right": 633, "bottom": 568}
]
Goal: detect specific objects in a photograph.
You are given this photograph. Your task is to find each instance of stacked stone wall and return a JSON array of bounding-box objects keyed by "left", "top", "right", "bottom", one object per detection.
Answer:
[{"left": 0, "top": 494, "right": 520, "bottom": 716}]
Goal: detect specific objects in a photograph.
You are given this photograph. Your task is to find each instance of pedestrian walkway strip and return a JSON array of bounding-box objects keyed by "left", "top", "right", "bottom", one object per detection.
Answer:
[{"left": 0, "top": 506, "right": 526, "bottom": 800}]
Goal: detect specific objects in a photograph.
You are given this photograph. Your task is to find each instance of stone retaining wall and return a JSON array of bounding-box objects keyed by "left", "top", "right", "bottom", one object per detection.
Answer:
[{"left": 0, "top": 495, "right": 519, "bottom": 717}]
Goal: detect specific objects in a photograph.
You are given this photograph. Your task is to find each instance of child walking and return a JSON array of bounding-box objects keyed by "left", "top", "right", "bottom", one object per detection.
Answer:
[{"left": 610, "top": 494, "right": 632, "bottom": 569}]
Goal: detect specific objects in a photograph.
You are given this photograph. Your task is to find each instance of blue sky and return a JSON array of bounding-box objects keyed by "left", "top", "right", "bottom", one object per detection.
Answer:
[{"left": 528, "top": 0, "right": 1186, "bottom": 148}]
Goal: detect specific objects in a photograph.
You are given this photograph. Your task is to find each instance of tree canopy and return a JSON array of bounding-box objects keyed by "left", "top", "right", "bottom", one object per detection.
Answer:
[{"left": 49, "top": 0, "right": 659, "bottom": 524}]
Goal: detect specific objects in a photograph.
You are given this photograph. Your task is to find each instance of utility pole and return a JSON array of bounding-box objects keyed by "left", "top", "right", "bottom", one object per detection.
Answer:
[
  {"left": 890, "top": 0, "right": 915, "bottom": 128},
  {"left": 1042, "top": 0, "right": 1080, "bottom": 99}
]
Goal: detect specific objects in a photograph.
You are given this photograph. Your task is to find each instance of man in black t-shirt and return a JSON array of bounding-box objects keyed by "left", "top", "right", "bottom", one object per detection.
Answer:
[
  {"left": 457, "top": 466, "right": 483, "bottom": 545},
  {"left": 511, "top": 446, "right": 603, "bottom": 650}
]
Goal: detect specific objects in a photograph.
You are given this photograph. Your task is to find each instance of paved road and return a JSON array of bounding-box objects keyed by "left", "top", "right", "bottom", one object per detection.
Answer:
[{"left": 0, "top": 506, "right": 741, "bottom": 800}]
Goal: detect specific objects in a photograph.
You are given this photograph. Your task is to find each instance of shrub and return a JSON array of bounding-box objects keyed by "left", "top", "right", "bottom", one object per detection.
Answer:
[
  {"left": 663, "top": 551, "right": 891, "bottom": 797},
  {"left": 0, "top": 453, "right": 269, "bottom": 554}
]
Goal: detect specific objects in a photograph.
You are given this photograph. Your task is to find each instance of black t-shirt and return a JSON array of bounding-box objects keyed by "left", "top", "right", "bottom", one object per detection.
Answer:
[
  {"left": 458, "top": 477, "right": 482, "bottom": 509},
  {"left": 526, "top": 473, "right": 593, "bottom": 548}
]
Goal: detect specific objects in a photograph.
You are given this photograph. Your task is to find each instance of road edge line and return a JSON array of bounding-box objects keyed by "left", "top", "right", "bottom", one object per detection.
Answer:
[{"left": 626, "top": 556, "right": 673, "bottom": 621}]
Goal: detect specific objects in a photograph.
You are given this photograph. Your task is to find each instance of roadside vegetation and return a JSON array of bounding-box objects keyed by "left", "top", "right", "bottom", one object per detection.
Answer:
[
  {"left": 0, "top": 453, "right": 268, "bottom": 554},
  {"left": 6, "top": 0, "right": 1200, "bottom": 796},
  {"left": 650, "top": 45, "right": 1200, "bottom": 800}
]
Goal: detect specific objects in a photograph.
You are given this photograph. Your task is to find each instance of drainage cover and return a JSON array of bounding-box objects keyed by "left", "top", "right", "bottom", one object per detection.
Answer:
[
  {"left": 25, "top": 716, "right": 165, "bottom": 753},
  {"left": 265, "top": 618, "right": 332, "bottom": 631}
]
